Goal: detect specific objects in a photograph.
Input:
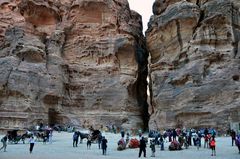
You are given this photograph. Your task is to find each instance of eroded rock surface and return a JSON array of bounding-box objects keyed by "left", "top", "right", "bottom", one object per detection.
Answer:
[
  {"left": 0, "top": 0, "right": 148, "bottom": 131},
  {"left": 147, "top": 0, "right": 240, "bottom": 132}
]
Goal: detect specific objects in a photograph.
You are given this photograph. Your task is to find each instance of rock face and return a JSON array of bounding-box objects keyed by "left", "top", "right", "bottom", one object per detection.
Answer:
[
  {"left": 0, "top": 0, "right": 148, "bottom": 131},
  {"left": 147, "top": 0, "right": 240, "bottom": 133}
]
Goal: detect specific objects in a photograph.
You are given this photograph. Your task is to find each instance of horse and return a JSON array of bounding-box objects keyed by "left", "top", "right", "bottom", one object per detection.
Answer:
[
  {"left": 90, "top": 130, "right": 101, "bottom": 142},
  {"left": 77, "top": 131, "right": 89, "bottom": 143},
  {"left": 7, "top": 130, "right": 26, "bottom": 144}
]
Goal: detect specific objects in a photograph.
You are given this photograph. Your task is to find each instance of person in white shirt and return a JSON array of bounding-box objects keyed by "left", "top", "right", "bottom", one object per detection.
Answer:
[
  {"left": 49, "top": 130, "right": 53, "bottom": 144},
  {"left": 29, "top": 136, "right": 35, "bottom": 154}
]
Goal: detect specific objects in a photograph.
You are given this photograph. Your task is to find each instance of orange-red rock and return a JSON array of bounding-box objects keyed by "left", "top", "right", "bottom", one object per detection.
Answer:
[{"left": 0, "top": 0, "right": 148, "bottom": 131}]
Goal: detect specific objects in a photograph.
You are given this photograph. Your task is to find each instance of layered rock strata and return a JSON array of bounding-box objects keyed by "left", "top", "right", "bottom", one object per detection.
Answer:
[
  {"left": 0, "top": 0, "right": 148, "bottom": 131},
  {"left": 147, "top": 0, "right": 240, "bottom": 133}
]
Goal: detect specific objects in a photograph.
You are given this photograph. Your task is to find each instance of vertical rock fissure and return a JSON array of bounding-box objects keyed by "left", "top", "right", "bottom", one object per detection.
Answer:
[
  {"left": 231, "top": 3, "right": 240, "bottom": 59},
  {"left": 135, "top": 40, "right": 149, "bottom": 131},
  {"left": 196, "top": 0, "right": 200, "bottom": 7},
  {"left": 193, "top": 9, "right": 204, "bottom": 36},
  {"left": 176, "top": 20, "right": 183, "bottom": 51}
]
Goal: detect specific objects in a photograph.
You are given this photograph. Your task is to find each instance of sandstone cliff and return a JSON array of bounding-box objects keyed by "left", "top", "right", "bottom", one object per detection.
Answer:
[
  {"left": 0, "top": 0, "right": 148, "bottom": 131},
  {"left": 147, "top": 0, "right": 240, "bottom": 133}
]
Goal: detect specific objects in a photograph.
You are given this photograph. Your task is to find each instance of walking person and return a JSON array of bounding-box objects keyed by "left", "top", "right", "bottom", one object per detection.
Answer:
[
  {"left": 101, "top": 136, "right": 108, "bottom": 155},
  {"left": 98, "top": 133, "right": 102, "bottom": 149},
  {"left": 236, "top": 135, "right": 240, "bottom": 154},
  {"left": 210, "top": 137, "right": 216, "bottom": 156},
  {"left": 231, "top": 130, "right": 236, "bottom": 146},
  {"left": 150, "top": 139, "right": 155, "bottom": 157},
  {"left": 0, "top": 135, "right": 7, "bottom": 152},
  {"left": 138, "top": 136, "right": 146, "bottom": 158},
  {"left": 87, "top": 136, "right": 92, "bottom": 149},
  {"left": 29, "top": 136, "right": 35, "bottom": 154}
]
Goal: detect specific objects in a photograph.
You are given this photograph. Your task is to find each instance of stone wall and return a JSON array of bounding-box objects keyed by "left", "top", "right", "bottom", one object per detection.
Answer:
[
  {"left": 146, "top": 0, "right": 240, "bottom": 133},
  {"left": 0, "top": 0, "right": 148, "bottom": 131}
]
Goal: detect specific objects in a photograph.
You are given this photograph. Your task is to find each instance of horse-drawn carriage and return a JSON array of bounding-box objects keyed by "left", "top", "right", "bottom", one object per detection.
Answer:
[{"left": 7, "top": 129, "right": 30, "bottom": 144}]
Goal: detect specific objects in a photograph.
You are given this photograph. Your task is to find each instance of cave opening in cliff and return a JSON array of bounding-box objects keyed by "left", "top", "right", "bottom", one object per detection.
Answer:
[{"left": 48, "top": 108, "right": 59, "bottom": 127}]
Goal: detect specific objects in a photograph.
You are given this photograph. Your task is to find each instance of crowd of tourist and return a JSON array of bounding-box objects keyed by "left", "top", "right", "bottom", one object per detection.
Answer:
[{"left": 0, "top": 125, "right": 240, "bottom": 158}]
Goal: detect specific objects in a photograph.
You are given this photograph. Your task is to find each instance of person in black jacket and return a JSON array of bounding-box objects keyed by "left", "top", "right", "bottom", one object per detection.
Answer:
[
  {"left": 139, "top": 137, "right": 146, "bottom": 158},
  {"left": 231, "top": 130, "right": 236, "bottom": 146},
  {"left": 73, "top": 132, "right": 79, "bottom": 147},
  {"left": 101, "top": 136, "right": 108, "bottom": 155}
]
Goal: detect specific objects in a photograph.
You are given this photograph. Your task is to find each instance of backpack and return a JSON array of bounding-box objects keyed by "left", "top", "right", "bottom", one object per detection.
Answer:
[
  {"left": 210, "top": 140, "right": 215, "bottom": 147},
  {"left": 1, "top": 136, "right": 6, "bottom": 142}
]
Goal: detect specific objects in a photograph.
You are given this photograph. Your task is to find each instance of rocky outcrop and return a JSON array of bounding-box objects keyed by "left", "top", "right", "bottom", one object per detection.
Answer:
[
  {"left": 0, "top": 0, "right": 148, "bottom": 131},
  {"left": 147, "top": 0, "right": 240, "bottom": 133}
]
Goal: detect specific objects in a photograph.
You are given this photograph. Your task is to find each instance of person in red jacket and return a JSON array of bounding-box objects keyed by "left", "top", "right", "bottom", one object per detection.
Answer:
[{"left": 210, "top": 137, "right": 216, "bottom": 156}]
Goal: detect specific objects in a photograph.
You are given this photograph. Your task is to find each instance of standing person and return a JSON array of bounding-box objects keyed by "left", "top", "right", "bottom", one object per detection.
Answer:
[
  {"left": 231, "top": 130, "right": 236, "bottom": 146},
  {"left": 204, "top": 134, "right": 210, "bottom": 148},
  {"left": 196, "top": 137, "right": 200, "bottom": 150},
  {"left": 29, "top": 136, "right": 35, "bottom": 154},
  {"left": 87, "top": 136, "right": 92, "bottom": 149},
  {"left": 210, "top": 137, "right": 216, "bottom": 156},
  {"left": 73, "top": 132, "right": 79, "bottom": 147},
  {"left": 120, "top": 129, "right": 125, "bottom": 138},
  {"left": 49, "top": 130, "right": 53, "bottom": 144},
  {"left": 101, "top": 136, "right": 108, "bottom": 155},
  {"left": 186, "top": 130, "right": 192, "bottom": 146},
  {"left": 197, "top": 130, "right": 202, "bottom": 147},
  {"left": 172, "top": 129, "right": 177, "bottom": 141},
  {"left": 126, "top": 132, "right": 130, "bottom": 145},
  {"left": 150, "top": 140, "right": 155, "bottom": 157},
  {"left": 43, "top": 136, "right": 47, "bottom": 144},
  {"left": 98, "top": 133, "right": 102, "bottom": 149},
  {"left": 168, "top": 130, "right": 172, "bottom": 142},
  {"left": 183, "top": 135, "right": 189, "bottom": 149},
  {"left": 236, "top": 135, "right": 240, "bottom": 154},
  {"left": 139, "top": 136, "right": 146, "bottom": 158},
  {"left": 154, "top": 135, "right": 159, "bottom": 145},
  {"left": 112, "top": 125, "right": 116, "bottom": 134},
  {"left": 159, "top": 135, "right": 164, "bottom": 150},
  {"left": 192, "top": 131, "right": 198, "bottom": 146},
  {"left": 0, "top": 135, "right": 7, "bottom": 152},
  {"left": 204, "top": 128, "right": 209, "bottom": 137}
]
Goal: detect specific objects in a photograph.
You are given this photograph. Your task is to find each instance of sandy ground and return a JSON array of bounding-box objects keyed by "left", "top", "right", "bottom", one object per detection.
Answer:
[{"left": 0, "top": 131, "right": 239, "bottom": 159}]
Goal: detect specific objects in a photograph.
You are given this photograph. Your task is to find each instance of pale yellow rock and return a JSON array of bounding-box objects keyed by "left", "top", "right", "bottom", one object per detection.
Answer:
[{"left": 147, "top": 0, "right": 240, "bottom": 133}]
